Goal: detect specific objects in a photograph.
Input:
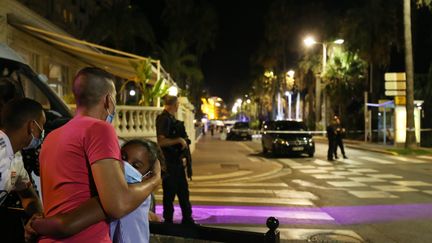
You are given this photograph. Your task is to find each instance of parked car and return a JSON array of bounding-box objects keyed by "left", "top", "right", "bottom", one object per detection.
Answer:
[
  {"left": 0, "top": 44, "right": 73, "bottom": 125},
  {"left": 227, "top": 121, "right": 252, "bottom": 140},
  {"left": 261, "top": 120, "right": 315, "bottom": 157}
]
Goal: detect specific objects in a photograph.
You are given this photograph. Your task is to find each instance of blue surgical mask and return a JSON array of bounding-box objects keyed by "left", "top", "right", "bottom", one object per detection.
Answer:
[
  {"left": 105, "top": 95, "right": 116, "bottom": 124},
  {"left": 124, "top": 161, "right": 142, "bottom": 183},
  {"left": 24, "top": 121, "right": 45, "bottom": 150}
]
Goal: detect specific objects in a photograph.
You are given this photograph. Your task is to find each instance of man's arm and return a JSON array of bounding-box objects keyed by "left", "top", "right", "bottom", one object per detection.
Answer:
[
  {"left": 91, "top": 159, "right": 161, "bottom": 219},
  {"left": 157, "top": 135, "right": 187, "bottom": 149},
  {"left": 17, "top": 186, "right": 43, "bottom": 216},
  {"left": 31, "top": 197, "right": 106, "bottom": 238}
]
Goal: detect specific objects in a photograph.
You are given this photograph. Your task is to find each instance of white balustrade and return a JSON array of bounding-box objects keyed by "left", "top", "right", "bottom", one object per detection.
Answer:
[
  {"left": 68, "top": 99, "right": 196, "bottom": 150},
  {"left": 114, "top": 105, "right": 163, "bottom": 139}
]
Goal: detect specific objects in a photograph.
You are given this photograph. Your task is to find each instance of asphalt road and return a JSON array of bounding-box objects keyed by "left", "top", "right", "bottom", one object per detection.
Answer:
[{"left": 154, "top": 134, "right": 432, "bottom": 243}]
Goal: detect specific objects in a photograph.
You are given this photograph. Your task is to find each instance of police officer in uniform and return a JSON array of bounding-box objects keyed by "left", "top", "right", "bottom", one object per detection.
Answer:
[
  {"left": 0, "top": 98, "right": 44, "bottom": 242},
  {"left": 326, "top": 117, "right": 337, "bottom": 161},
  {"left": 156, "top": 96, "right": 194, "bottom": 225}
]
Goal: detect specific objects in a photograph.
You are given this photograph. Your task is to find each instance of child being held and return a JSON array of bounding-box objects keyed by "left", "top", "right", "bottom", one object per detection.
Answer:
[{"left": 30, "top": 139, "right": 163, "bottom": 243}]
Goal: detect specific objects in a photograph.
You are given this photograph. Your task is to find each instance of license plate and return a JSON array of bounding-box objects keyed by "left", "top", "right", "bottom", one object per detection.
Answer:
[
  {"left": 241, "top": 133, "right": 247, "bottom": 136},
  {"left": 292, "top": 146, "right": 304, "bottom": 151}
]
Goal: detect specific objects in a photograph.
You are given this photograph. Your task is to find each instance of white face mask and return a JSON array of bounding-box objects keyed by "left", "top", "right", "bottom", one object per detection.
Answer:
[{"left": 105, "top": 95, "right": 116, "bottom": 124}]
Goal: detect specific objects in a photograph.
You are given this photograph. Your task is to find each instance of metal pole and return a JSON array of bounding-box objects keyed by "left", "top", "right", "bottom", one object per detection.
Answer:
[
  {"left": 322, "top": 43, "right": 327, "bottom": 130},
  {"left": 364, "top": 92, "right": 368, "bottom": 142},
  {"left": 288, "top": 92, "right": 292, "bottom": 120},
  {"left": 296, "top": 92, "right": 300, "bottom": 120},
  {"left": 383, "top": 106, "right": 387, "bottom": 144}
]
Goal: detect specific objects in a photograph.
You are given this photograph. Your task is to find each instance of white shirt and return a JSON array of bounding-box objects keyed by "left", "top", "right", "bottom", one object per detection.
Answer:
[{"left": 0, "top": 130, "right": 31, "bottom": 205}]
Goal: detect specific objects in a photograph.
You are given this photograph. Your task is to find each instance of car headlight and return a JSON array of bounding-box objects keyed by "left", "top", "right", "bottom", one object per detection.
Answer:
[{"left": 273, "top": 138, "right": 288, "bottom": 145}]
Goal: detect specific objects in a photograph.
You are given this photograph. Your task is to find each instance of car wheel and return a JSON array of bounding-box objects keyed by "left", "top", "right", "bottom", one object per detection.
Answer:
[{"left": 308, "top": 152, "right": 314, "bottom": 157}]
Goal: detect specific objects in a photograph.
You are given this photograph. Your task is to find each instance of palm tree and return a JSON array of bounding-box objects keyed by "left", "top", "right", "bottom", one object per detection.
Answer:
[
  {"left": 404, "top": 0, "right": 416, "bottom": 148},
  {"left": 82, "top": 2, "right": 156, "bottom": 53},
  {"left": 157, "top": 40, "right": 204, "bottom": 102},
  {"left": 162, "top": 0, "right": 218, "bottom": 60}
]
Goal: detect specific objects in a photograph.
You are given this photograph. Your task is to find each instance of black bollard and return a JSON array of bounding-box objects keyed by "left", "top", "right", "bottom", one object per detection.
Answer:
[{"left": 265, "top": 217, "right": 280, "bottom": 243}]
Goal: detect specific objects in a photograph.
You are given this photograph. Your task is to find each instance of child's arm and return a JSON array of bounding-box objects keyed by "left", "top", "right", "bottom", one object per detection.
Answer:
[{"left": 31, "top": 197, "right": 107, "bottom": 238}]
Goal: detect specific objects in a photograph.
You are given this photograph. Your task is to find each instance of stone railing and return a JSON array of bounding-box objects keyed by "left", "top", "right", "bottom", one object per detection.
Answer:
[
  {"left": 114, "top": 105, "right": 163, "bottom": 140},
  {"left": 68, "top": 100, "right": 196, "bottom": 151}
]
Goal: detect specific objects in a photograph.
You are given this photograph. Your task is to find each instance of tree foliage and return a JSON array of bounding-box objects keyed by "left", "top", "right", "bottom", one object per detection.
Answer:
[
  {"left": 120, "top": 60, "right": 169, "bottom": 106},
  {"left": 324, "top": 48, "right": 368, "bottom": 116},
  {"left": 82, "top": 2, "right": 155, "bottom": 53}
]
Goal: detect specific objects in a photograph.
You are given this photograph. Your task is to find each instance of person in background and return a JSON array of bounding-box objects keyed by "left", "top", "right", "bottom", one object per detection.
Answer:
[
  {"left": 0, "top": 98, "right": 44, "bottom": 242},
  {"left": 326, "top": 117, "right": 337, "bottom": 161},
  {"left": 333, "top": 116, "right": 348, "bottom": 159},
  {"left": 156, "top": 95, "right": 195, "bottom": 225}
]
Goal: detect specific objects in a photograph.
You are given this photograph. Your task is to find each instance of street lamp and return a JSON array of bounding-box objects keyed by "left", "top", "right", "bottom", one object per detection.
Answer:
[
  {"left": 168, "top": 86, "right": 178, "bottom": 96},
  {"left": 303, "top": 36, "right": 344, "bottom": 129}
]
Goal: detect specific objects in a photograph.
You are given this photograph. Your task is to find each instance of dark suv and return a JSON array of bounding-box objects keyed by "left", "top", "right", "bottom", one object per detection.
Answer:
[
  {"left": 227, "top": 121, "right": 252, "bottom": 140},
  {"left": 261, "top": 120, "right": 314, "bottom": 157}
]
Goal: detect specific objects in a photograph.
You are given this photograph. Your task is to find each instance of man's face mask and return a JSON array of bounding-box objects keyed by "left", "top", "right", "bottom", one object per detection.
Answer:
[
  {"left": 24, "top": 120, "right": 45, "bottom": 150},
  {"left": 106, "top": 95, "right": 116, "bottom": 124}
]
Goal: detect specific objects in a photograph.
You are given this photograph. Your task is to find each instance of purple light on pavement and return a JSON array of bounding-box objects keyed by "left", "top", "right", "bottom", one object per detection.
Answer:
[
  {"left": 322, "top": 203, "right": 432, "bottom": 225},
  {"left": 155, "top": 204, "right": 432, "bottom": 225}
]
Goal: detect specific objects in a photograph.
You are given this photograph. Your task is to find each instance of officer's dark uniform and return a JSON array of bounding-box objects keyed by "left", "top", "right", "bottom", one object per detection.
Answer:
[
  {"left": 156, "top": 110, "right": 193, "bottom": 223},
  {"left": 326, "top": 124, "right": 336, "bottom": 161},
  {"left": 334, "top": 124, "right": 347, "bottom": 159}
]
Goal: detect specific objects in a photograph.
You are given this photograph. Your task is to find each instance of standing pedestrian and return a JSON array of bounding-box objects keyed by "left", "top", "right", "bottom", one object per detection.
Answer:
[
  {"left": 156, "top": 95, "right": 195, "bottom": 225},
  {"left": 333, "top": 116, "right": 348, "bottom": 159},
  {"left": 326, "top": 118, "right": 337, "bottom": 161}
]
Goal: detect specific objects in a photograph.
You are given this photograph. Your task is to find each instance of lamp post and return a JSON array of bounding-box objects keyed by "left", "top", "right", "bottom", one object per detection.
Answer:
[{"left": 304, "top": 36, "right": 344, "bottom": 130}]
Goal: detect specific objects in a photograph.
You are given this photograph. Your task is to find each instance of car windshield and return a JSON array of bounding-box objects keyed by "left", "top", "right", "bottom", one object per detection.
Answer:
[
  {"left": 234, "top": 122, "right": 249, "bottom": 129},
  {"left": 269, "top": 121, "right": 307, "bottom": 131}
]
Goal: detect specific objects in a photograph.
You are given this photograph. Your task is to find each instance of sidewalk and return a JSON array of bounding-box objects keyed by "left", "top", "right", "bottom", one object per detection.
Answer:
[{"left": 313, "top": 136, "right": 432, "bottom": 156}]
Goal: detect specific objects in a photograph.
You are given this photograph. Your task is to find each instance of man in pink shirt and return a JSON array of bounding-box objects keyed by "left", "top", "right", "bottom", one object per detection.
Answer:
[{"left": 38, "top": 67, "right": 161, "bottom": 242}]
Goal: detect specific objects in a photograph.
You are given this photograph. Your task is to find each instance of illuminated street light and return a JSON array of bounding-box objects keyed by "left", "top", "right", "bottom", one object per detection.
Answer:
[
  {"left": 287, "top": 70, "right": 295, "bottom": 78},
  {"left": 168, "top": 86, "right": 178, "bottom": 96},
  {"left": 303, "top": 36, "right": 317, "bottom": 47},
  {"left": 129, "top": 89, "right": 136, "bottom": 96},
  {"left": 303, "top": 35, "right": 344, "bottom": 130},
  {"left": 246, "top": 99, "right": 251, "bottom": 104},
  {"left": 334, "top": 39, "right": 344, "bottom": 44}
]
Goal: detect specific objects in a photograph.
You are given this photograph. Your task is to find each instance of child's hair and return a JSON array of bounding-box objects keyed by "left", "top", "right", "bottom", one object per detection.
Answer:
[{"left": 121, "top": 139, "right": 165, "bottom": 169}]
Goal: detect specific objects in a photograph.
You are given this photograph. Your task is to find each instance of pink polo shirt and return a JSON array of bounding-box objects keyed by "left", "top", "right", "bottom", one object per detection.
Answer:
[{"left": 39, "top": 115, "right": 121, "bottom": 243}]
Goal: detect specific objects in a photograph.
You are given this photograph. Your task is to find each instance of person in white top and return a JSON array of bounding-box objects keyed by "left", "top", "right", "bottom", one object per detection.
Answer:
[{"left": 0, "top": 98, "right": 45, "bottom": 242}]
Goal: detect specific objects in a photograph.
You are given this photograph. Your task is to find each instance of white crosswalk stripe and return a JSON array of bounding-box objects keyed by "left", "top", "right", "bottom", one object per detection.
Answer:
[
  {"left": 384, "top": 155, "right": 426, "bottom": 163},
  {"left": 359, "top": 156, "right": 394, "bottom": 164},
  {"left": 417, "top": 155, "right": 432, "bottom": 161}
]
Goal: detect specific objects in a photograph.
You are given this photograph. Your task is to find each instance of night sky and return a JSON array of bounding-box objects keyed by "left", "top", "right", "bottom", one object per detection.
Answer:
[{"left": 202, "top": 1, "right": 271, "bottom": 104}]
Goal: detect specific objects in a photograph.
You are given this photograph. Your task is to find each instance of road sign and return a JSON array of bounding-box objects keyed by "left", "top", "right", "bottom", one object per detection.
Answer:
[
  {"left": 394, "top": 96, "right": 406, "bottom": 105},
  {"left": 385, "top": 72, "right": 406, "bottom": 81},
  {"left": 385, "top": 81, "right": 406, "bottom": 90},
  {"left": 385, "top": 90, "right": 406, "bottom": 96}
]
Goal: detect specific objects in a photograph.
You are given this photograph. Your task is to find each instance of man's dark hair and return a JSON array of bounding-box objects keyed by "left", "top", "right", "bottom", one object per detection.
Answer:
[
  {"left": 163, "top": 95, "right": 178, "bottom": 106},
  {"left": 72, "top": 67, "right": 115, "bottom": 107},
  {"left": 1, "top": 98, "right": 43, "bottom": 131}
]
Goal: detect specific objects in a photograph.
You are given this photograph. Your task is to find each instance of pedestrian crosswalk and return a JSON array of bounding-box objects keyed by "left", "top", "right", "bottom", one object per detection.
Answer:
[{"left": 276, "top": 156, "right": 432, "bottom": 200}]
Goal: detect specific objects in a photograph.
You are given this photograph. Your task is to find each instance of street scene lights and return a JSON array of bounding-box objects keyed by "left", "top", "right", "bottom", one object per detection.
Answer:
[{"left": 303, "top": 36, "right": 344, "bottom": 129}]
